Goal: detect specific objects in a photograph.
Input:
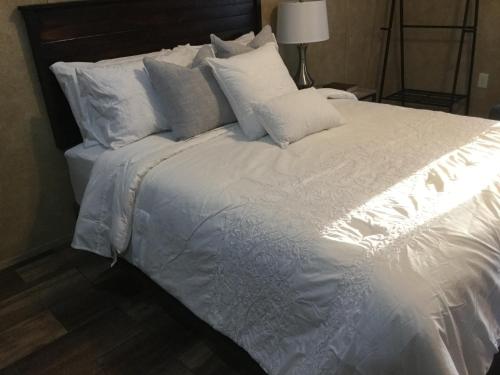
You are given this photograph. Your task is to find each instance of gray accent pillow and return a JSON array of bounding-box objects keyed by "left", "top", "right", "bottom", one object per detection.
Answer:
[
  {"left": 144, "top": 53, "right": 236, "bottom": 140},
  {"left": 210, "top": 35, "right": 253, "bottom": 58},
  {"left": 211, "top": 25, "right": 277, "bottom": 58},
  {"left": 191, "top": 45, "right": 215, "bottom": 67},
  {"left": 248, "top": 25, "right": 277, "bottom": 49}
]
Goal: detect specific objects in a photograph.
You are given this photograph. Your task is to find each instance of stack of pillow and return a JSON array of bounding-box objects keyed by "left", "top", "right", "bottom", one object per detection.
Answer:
[{"left": 51, "top": 26, "right": 345, "bottom": 150}]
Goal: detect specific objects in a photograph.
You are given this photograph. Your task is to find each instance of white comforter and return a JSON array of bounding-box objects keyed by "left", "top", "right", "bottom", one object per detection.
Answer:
[{"left": 73, "top": 100, "right": 500, "bottom": 375}]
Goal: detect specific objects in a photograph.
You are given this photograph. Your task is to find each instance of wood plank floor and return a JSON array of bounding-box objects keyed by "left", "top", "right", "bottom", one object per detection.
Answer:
[{"left": 0, "top": 246, "right": 499, "bottom": 374}]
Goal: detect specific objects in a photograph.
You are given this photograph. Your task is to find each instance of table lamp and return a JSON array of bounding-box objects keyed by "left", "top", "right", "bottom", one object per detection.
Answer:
[{"left": 277, "top": 0, "right": 330, "bottom": 89}]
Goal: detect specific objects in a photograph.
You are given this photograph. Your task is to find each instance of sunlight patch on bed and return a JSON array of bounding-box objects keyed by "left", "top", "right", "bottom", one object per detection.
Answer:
[{"left": 321, "top": 129, "right": 500, "bottom": 253}]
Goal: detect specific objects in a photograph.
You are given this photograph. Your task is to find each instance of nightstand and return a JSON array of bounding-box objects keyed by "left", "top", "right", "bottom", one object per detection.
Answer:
[{"left": 320, "top": 82, "right": 377, "bottom": 102}]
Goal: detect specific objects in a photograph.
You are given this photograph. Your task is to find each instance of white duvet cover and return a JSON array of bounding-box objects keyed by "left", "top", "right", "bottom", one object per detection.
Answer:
[{"left": 73, "top": 101, "right": 500, "bottom": 375}]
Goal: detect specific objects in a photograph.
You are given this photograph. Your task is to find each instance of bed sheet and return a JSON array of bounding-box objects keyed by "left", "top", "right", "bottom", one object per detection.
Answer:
[{"left": 64, "top": 142, "right": 106, "bottom": 204}]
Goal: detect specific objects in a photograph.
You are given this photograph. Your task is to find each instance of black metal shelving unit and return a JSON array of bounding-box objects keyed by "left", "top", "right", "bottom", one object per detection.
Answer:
[{"left": 378, "top": 0, "right": 479, "bottom": 114}]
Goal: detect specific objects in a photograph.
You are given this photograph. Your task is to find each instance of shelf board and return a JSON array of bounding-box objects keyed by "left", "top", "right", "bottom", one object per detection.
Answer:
[{"left": 383, "top": 89, "right": 467, "bottom": 108}]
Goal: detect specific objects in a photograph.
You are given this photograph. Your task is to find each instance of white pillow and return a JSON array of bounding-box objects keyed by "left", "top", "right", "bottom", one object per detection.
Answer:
[
  {"left": 189, "top": 31, "right": 256, "bottom": 51},
  {"left": 158, "top": 44, "right": 200, "bottom": 66},
  {"left": 210, "top": 25, "right": 278, "bottom": 58},
  {"left": 50, "top": 50, "right": 168, "bottom": 146},
  {"left": 235, "top": 31, "right": 256, "bottom": 44},
  {"left": 50, "top": 45, "right": 199, "bottom": 147},
  {"left": 75, "top": 60, "right": 165, "bottom": 149},
  {"left": 253, "top": 88, "right": 345, "bottom": 148},
  {"left": 317, "top": 88, "right": 358, "bottom": 101},
  {"left": 207, "top": 43, "right": 297, "bottom": 140}
]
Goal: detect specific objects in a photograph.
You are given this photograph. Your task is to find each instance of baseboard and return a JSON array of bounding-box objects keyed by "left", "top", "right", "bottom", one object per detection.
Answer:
[{"left": 0, "top": 234, "right": 73, "bottom": 271}]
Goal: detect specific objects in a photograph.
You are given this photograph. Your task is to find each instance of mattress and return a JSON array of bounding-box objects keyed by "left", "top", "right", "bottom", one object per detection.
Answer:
[
  {"left": 64, "top": 143, "right": 106, "bottom": 204},
  {"left": 72, "top": 100, "right": 500, "bottom": 375},
  {"left": 64, "top": 133, "right": 179, "bottom": 204}
]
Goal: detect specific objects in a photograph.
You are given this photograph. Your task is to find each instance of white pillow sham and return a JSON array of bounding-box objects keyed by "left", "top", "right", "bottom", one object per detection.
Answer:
[
  {"left": 50, "top": 45, "right": 199, "bottom": 147},
  {"left": 253, "top": 88, "right": 345, "bottom": 148},
  {"left": 210, "top": 25, "right": 278, "bottom": 58},
  {"left": 206, "top": 43, "right": 297, "bottom": 140},
  {"left": 50, "top": 50, "right": 167, "bottom": 146},
  {"left": 191, "top": 31, "right": 255, "bottom": 50},
  {"left": 234, "top": 31, "right": 256, "bottom": 44},
  {"left": 158, "top": 44, "right": 200, "bottom": 67},
  {"left": 76, "top": 59, "right": 169, "bottom": 149}
]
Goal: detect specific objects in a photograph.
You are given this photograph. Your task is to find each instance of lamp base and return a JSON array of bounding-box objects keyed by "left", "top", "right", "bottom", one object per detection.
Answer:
[{"left": 294, "top": 44, "right": 314, "bottom": 89}]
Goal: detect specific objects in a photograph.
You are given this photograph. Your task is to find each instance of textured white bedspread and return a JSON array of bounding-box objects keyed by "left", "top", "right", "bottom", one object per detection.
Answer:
[{"left": 73, "top": 101, "right": 500, "bottom": 375}]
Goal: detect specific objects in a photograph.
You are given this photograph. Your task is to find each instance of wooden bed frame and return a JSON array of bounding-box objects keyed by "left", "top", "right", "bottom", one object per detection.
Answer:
[{"left": 19, "top": 0, "right": 262, "bottom": 151}]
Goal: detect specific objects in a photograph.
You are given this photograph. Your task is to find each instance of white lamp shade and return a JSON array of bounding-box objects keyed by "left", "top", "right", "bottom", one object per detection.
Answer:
[{"left": 277, "top": 0, "right": 330, "bottom": 44}]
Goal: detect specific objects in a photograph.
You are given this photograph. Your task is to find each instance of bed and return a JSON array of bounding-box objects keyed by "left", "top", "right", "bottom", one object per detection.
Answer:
[{"left": 20, "top": 1, "right": 500, "bottom": 374}]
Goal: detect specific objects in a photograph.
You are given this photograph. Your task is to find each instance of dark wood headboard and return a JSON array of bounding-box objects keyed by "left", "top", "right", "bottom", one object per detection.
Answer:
[{"left": 19, "top": 0, "right": 262, "bottom": 150}]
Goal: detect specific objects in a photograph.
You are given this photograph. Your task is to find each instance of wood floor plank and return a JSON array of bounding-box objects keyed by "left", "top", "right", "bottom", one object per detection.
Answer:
[
  {"left": 192, "top": 355, "right": 242, "bottom": 375},
  {"left": 200, "top": 328, "right": 266, "bottom": 375},
  {"left": 49, "top": 288, "right": 115, "bottom": 332},
  {"left": 7, "top": 308, "right": 141, "bottom": 374},
  {"left": 112, "top": 283, "right": 178, "bottom": 326},
  {"left": 0, "top": 291, "right": 45, "bottom": 334},
  {"left": 0, "top": 270, "right": 26, "bottom": 302},
  {"left": 99, "top": 328, "right": 191, "bottom": 374},
  {"left": 0, "top": 311, "right": 67, "bottom": 370},
  {"left": 92, "top": 262, "right": 151, "bottom": 297},
  {"left": 0, "top": 365, "right": 20, "bottom": 375},
  {"left": 31, "top": 268, "right": 93, "bottom": 308},
  {"left": 0, "top": 269, "right": 92, "bottom": 335},
  {"left": 15, "top": 247, "right": 78, "bottom": 285},
  {"left": 98, "top": 308, "right": 196, "bottom": 373},
  {"left": 74, "top": 250, "right": 113, "bottom": 283},
  {"left": 179, "top": 339, "right": 214, "bottom": 371},
  {"left": 147, "top": 358, "right": 194, "bottom": 375}
]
